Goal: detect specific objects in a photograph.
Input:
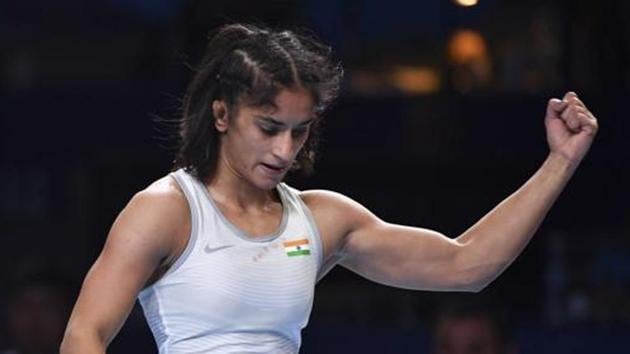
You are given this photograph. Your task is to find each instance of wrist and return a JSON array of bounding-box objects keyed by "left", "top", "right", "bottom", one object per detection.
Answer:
[{"left": 545, "top": 152, "right": 579, "bottom": 177}]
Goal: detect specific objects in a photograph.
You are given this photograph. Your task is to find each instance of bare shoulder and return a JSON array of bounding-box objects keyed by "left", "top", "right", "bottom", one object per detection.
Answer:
[
  {"left": 131, "top": 175, "right": 188, "bottom": 221},
  {"left": 139, "top": 174, "right": 186, "bottom": 204},
  {"left": 62, "top": 174, "right": 191, "bottom": 344},
  {"left": 299, "top": 189, "right": 347, "bottom": 209},
  {"left": 299, "top": 189, "right": 377, "bottom": 221},
  {"left": 107, "top": 174, "right": 190, "bottom": 260},
  {"left": 300, "top": 189, "right": 362, "bottom": 212},
  {"left": 298, "top": 189, "right": 381, "bottom": 251}
]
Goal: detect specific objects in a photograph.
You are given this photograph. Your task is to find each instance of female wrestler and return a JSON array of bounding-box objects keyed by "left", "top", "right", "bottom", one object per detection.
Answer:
[{"left": 60, "top": 23, "right": 598, "bottom": 353}]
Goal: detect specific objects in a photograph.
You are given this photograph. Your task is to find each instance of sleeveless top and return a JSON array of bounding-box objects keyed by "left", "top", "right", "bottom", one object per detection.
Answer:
[{"left": 138, "top": 168, "right": 324, "bottom": 354}]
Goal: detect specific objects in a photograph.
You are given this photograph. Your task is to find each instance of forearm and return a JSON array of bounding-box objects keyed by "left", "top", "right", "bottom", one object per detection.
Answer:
[{"left": 453, "top": 152, "right": 578, "bottom": 290}]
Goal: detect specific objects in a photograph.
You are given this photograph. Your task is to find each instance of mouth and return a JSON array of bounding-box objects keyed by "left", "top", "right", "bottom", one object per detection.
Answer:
[{"left": 260, "top": 163, "right": 288, "bottom": 176}]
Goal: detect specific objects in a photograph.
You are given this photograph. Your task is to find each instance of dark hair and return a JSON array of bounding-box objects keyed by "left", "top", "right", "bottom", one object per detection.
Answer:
[{"left": 173, "top": 23, "right": 343, "bottom": 182}]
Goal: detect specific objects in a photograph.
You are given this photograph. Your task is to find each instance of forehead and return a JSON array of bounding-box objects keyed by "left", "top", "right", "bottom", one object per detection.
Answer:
[{"left": 248, "top": 88, "right": 315, "bottom": 123}]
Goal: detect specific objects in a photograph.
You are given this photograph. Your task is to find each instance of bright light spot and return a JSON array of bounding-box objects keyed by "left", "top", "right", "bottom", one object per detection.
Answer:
[
  {"left": 390, "top": 66, "right": 441, "bottom": 95},
  {"left": 447, "top": 29, "right": 487, "bottom": 64},
  {"left": 455, "top": 0, "right": 478, "bottom": 7},
  {"left": 447, "top": 29, "right": 493, "bottom": 92}
]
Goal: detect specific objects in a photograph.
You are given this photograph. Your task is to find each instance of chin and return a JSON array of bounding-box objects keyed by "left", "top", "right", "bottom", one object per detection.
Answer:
[
  {"left": 252, "top": 168, "right": 287, "bottom": 190},
  {"left": 251, "top": 175, "right": 283, "bottom": 191}
]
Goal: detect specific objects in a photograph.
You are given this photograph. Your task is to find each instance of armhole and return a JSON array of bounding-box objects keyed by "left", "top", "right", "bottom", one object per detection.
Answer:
[
  {"left": 285, "top": 185, "right": 326, "bottom": 281},
  {"left": 158, "top": 171, "right": 199, "bottom": 280}
]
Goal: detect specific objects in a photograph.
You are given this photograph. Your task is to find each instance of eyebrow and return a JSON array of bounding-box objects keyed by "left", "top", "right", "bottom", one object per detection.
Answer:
[{"left": 257, "top": 116, "right": 315, "bottom": 128}]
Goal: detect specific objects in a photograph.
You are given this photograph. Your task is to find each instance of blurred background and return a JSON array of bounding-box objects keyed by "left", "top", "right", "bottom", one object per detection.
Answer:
[{"left": 1, "top": 0, "right": 629, "bottom": 353}]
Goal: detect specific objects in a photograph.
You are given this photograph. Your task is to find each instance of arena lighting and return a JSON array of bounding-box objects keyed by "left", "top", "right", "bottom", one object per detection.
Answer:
[
  {"left": 390, "top": 66, "right": 441, "bottom": 95},
  {"left": 447, "top": 29, "right": 488, "bottom": 64},
  {"left": 454, "top": 0, "right": 478, "bottom": 7}
]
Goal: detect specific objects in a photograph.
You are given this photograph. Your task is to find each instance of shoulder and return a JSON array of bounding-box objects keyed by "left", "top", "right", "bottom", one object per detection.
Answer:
[
  {"left": 298, "top": 189, "right": 380, "bottom": 236},
  {"left": 133, "top": 174, "right": 188, "bottom": 212},
  {"left": 299, "top": 189, "right": 374, "bottom": 214},
  {"left": 125, "top": 175, "right": 188, "bottom": 223},
  {"left": 299, "top": 189, "right": 361, "bottom": 211},
  {"left": 108, "top": 174, "right": 190, "bottom": 258}
]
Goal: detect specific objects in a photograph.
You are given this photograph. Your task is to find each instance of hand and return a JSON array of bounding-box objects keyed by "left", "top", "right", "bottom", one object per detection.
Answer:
[{"left": 545, "top": 91, "right": 598, "bottom": 166}]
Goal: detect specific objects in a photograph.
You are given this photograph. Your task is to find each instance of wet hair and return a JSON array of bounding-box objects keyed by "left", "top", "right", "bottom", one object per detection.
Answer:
[{"left": 173, "top": 23, "right": 343, "bottom": 182}]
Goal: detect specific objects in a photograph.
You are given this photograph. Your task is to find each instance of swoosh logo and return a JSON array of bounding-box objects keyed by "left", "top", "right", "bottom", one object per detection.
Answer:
[{"left": 204, "top": 244, "right": 235, "bottom": 254}]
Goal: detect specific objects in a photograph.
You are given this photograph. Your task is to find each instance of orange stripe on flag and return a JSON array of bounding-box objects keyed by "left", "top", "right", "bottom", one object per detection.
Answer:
[{"left": 283, "top": 238, "right": 309, "bottom": 247}]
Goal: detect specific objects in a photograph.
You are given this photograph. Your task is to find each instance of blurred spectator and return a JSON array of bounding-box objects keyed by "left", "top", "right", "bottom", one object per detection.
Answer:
[
  {"left": 431, "top": 295, "right": 517, "bottom": 354},
  {"left": 0, "top": 271, "right": 73, "bottom": 354}
]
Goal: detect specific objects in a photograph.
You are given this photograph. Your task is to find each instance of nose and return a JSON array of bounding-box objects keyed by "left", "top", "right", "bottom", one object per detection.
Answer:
[{"left": 272, "top": 131, "right": 295, "bottom": 162}]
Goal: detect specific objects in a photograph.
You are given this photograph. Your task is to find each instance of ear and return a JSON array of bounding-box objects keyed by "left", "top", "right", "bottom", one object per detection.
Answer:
[{"left": 212, "top": 100, "right": 229, "bottom": 132}]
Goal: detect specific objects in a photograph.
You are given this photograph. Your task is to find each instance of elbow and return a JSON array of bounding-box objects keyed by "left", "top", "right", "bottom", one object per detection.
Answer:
[
  {"left": 59, "top": 330, "right": 79, "bottom": 354},
  {"left": 466, "top": 281, "right": 490, "bottom": 293},
  {"left": 451, "top": 261, "right": 502, "bottom": 293},
  {"left": 462, "top": 270, "right": 496, "bottom": 292},
  {"left": 60, "top": 337, "right": 74, "bottom": 354},
  {"left": 60, "top": 324, "right": 105, "bottom": 354},
  {"left": 450, "top": 248, "right": 509, "bottom": 293},
  {"left": 60, "top": 329, "right": 85, "bottom": 354},
  {"left": 453, "top": 275, "right": 490, "bottom": 293}
]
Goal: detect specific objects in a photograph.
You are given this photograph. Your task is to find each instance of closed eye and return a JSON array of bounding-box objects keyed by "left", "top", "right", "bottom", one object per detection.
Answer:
[
  {"left": 259, "top": 124, "right": 279, "bottom": 136},
  {"left": 256, "top": 116, "right": 314, "bottom": 137}
]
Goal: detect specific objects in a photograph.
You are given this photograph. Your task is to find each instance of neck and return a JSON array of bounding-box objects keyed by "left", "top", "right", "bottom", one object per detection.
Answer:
[{"left": 205, "top": 149, "right": 278, "bottom": 211}]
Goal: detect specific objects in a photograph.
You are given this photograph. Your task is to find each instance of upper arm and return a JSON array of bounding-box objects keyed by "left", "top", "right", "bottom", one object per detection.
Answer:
[
  {"left": 64, "top": 178, "right": 190, "bottom": 345},
  {"left": 302, "top": 190, "right": 469, "bottom": 291}
]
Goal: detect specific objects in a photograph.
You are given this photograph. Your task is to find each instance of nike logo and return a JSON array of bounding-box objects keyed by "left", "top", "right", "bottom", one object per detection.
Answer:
[{"left": 204, "top": 244, "right": 235, "bottom": 254}]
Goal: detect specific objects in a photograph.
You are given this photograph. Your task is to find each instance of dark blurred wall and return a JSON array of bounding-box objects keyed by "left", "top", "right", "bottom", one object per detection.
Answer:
[{"left": 1, "top": 1, "right": 629, "bottom": 353}]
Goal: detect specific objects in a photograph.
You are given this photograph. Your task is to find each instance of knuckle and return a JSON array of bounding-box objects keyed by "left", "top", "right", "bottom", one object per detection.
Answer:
[{"left": 561, "top": 108, "right": 571, "bottom": 118}]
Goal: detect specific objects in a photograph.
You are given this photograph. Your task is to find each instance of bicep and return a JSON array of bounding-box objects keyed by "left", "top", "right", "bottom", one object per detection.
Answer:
[
  {"left": 66, "top": 191, "right": 184, "bottom": 345},
  {"left": 340, "top": 216, "right": 466, "bottom": 291},
  {"left": 304, "top": 189, "right": 468, "bottom": 291}
]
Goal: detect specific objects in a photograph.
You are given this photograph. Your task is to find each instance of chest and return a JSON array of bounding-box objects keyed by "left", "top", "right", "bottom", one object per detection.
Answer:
[
  {"left": 219, "top": 208, "right": 283, "bottom": 237},
  {"left": 167, "top": 235, "right": 317, "bottom": 330}
]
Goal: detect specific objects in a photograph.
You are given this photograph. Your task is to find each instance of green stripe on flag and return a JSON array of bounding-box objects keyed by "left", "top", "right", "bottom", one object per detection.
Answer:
[{"left": 287, "top": 250, "right": 311, "bottom": 257}]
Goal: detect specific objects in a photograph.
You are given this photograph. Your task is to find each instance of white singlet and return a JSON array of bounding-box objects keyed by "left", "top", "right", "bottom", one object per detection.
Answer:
[{"left": 138, "top": 168, "right": 324, "bottom": 354}]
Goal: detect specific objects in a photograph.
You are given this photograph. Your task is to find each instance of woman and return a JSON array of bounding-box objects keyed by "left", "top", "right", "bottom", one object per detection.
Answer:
[{"left": 61, "top": 23, "right": 598, "bottom": 353}]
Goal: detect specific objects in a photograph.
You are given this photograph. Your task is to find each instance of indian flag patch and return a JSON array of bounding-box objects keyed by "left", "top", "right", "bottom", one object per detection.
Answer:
[{"left": 283, "top": 238, "right": 311, "bottom": 257}]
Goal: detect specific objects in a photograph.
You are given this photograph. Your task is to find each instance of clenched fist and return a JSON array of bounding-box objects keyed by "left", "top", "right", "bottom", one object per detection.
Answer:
[{"left": 545, "top": 91, "right": 599, "bottom": 166}]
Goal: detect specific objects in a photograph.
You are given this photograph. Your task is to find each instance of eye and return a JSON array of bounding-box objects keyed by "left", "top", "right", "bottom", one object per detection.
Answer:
[{"left": 259, "top": 124, "right": 279, "bottom": 136}]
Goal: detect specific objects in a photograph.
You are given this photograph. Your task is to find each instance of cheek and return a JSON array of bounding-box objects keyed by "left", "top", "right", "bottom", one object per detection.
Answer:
[
  {"left": 244, "top": 134, "right": 275, "bottom": 166},
  {"left": 223, "top": 135, "right": 257, "bottom": 169},
  {"left": 230, "top": 124, "right": 265, "bottom": 150}
]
